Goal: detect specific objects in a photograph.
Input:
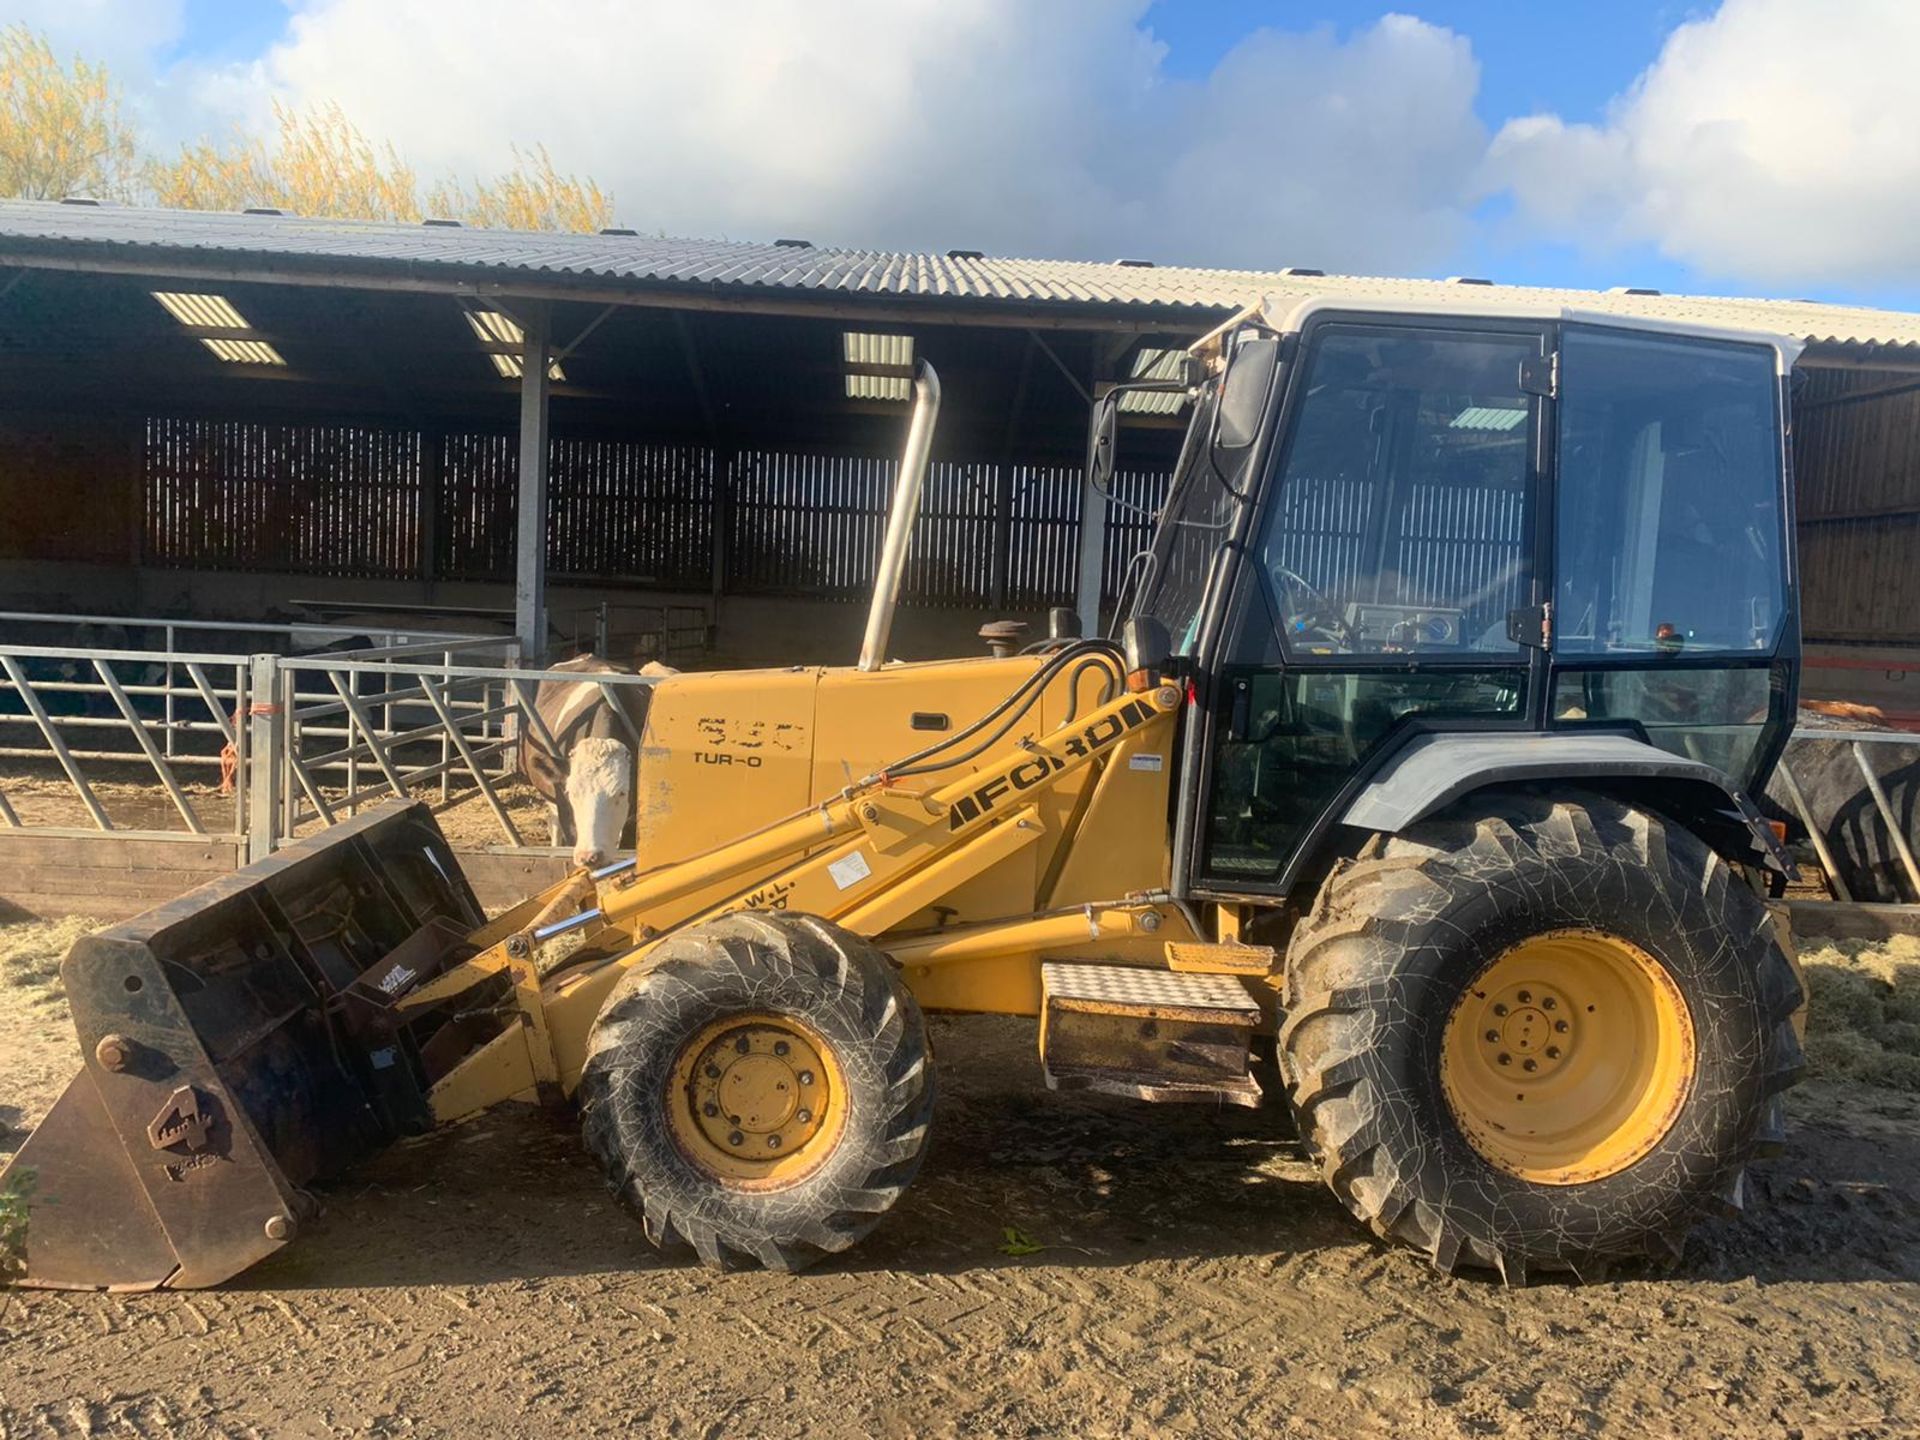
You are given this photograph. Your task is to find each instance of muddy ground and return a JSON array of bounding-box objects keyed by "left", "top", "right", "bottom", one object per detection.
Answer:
[{"left": 2, "top": 920, "right": 1919, "bottom": 1439}]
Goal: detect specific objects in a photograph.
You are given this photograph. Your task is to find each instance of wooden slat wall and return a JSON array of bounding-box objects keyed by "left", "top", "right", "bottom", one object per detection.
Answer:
[
  {"left": 0, "top": 832, "right": 244, "bottom": 920},
  {"left": 1795, "top": 369, "right": 1920, "bottom": 645},
  {"left": 146, "top": 418, "right": 424, "bottom": 578},
  {"left": 142, "top": 417, "right": 1172, "bottom": 609}
]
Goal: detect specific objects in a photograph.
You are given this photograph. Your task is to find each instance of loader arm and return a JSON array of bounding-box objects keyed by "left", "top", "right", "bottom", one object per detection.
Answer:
[{"left": 403, "top": 679, "right": 1189, "bottom": 1119}]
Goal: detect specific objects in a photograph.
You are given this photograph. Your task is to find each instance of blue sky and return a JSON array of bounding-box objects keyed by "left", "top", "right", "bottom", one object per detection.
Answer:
[
  {"left": 1146, "top": 1, "right": 1685, "bottom": 119},
  {"left": 30, "top": 0, "right": 1920, "bottom": 312},
  {"left": 168, "top": 0, "right": 283, "bottom": 64},
  {"left": 1141, "top": 2, "right": 1744, "bottom": 299}
]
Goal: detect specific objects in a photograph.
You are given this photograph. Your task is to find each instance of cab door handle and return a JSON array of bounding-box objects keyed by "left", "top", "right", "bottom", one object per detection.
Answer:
[{"left": 1227, "top": 676, "right": 1253, "bottom": 740}]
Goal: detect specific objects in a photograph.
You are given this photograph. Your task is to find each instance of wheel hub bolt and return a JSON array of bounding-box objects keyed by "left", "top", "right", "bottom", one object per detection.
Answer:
[
  {"left": 728, "top": 1130, "right": 745, "bottom": 1147},
  {"left": 1545, "top": 1046, "right": 1561, "bottom": 1060},
  {"left": 798, "top": 1070, "right": 814, "bottom": 1086},
  {"left": 774, "top": 1040, "right": 790, "bottom": 1056},
  {"left": 1497, "top": 1052, "right": 1512, "bottom": 1066},
  {"left": 767, "top": 1135, "right": 782, "bottom": 1150},
  {"left": 1554, "top": 1019, "right": 1569, "bottom": 1034},
  {"left": 1522, "top": 1058, "right": 1538, "bottom": 1073},
  {"left": 703, "top": 1102, "right": 719, "bottom": 1117},
  {"left": 704, "top": 1063, "right": 721, "bottom": 1079},
  {"left": 1484, "top": 1029, "right": 1499, "bottom": 1043},
  {"left": 797, "top": 1108, "right": 812, "bottom": 1124},
  {"left": 1541, "top": 996, "right": 1556, "bottom": 1011},
  {"left": 735, "top": 1036, "right": 750, "bottom": 1054},
  {"left": 1492, "top": 1003, "right": 1508, "bottom": 1017},
  {"left": 1517, "top": 989, "right": 1531, "bottom": 1004}
]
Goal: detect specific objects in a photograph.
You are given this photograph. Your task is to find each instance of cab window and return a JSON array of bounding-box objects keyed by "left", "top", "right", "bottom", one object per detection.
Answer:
[
  {"left": 1254, "top": 327, "right": 1537, "bottom": 658},
  {"left": 1554, "top": 330, "right": 1785, "bottom": 655}
]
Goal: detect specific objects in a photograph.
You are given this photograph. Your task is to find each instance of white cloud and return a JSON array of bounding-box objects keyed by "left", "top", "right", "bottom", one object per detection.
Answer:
[
  {"left": 1161, "top": 15, "right": 1485, "bottom": 273},
  {"left": 30, "top": 0, "right": 1909, "bottom": 297},
  {"left": 179, "top": 0, "right": 1485, "bottom": 273},
  {"left": 1487, "top": 0, "right": 1920, "bottom": 288},
  {"left": 5, "top": 0, "right": 183, "bottom": 78}
]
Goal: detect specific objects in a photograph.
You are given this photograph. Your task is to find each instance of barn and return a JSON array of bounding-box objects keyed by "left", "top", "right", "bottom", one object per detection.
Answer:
[
  {"left": 1, "top": 197, "right": 1917, "bottom": 914},
  {"left": 0, "top": 197, "right": 1915, "bottom": 707}
]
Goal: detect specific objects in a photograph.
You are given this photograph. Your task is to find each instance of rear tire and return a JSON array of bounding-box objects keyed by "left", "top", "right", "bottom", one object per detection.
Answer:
[
  {"left": 1280, "top": 790, "right": 1802, "bottom": 1283},
  {"left": 579, "top": 912, "right": 933, "bottom": 1271}
]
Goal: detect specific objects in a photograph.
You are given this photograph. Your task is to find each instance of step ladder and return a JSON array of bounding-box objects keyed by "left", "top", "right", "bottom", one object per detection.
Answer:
[{"left": 1039, "top": 961, "right": 1263, "bottom": 1106}]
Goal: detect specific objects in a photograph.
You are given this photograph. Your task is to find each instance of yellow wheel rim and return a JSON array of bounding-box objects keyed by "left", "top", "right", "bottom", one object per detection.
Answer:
[
  {"left": 666, "top": 1013, "right": 849, "bottom": 1190},
  {"left": 1440, "top": 929, "right": 1695, "bottom": 1185}
]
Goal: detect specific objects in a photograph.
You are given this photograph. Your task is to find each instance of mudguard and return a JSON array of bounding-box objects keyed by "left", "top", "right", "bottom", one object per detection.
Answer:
[{"left": 1340, "top": 730, "right": 1795, "bottom": 876}]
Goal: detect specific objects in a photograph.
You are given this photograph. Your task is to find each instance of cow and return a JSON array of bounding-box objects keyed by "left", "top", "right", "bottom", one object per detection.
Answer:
[{"left": 518, "top": 655, "right": 676, "bottom": 868}]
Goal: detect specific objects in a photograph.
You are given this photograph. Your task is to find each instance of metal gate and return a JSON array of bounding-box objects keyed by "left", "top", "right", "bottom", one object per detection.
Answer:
[{"left": 0, "top": 612, "right": 666, "bottom": 861}]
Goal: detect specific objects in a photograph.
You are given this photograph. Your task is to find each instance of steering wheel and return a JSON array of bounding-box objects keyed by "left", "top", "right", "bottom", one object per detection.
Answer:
[{"left": 1272, "top": 566, "right": 1351, "bottom": 649}]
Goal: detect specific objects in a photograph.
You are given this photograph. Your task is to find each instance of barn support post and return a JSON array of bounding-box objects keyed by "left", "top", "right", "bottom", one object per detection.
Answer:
[
  {"left": 246, "top": 653, "right": 282, "bottom": 863},
  {"left": 515, "top": 301, "right": 552, "bottom": 664},
  {"left": 1075, "top": 474, "right": 1107, "bottom": 639},
  {"left": 1028, "top": 329, "right": 1105, "bottom": 639}
]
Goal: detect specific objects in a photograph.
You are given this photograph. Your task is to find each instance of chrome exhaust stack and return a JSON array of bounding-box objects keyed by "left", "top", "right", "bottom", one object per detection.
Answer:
[{"left": 858, "top": 359, "right": 941, "bottom": 671}]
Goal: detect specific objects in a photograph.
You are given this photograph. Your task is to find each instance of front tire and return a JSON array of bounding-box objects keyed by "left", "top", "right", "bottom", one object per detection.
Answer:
[
  {"left": 1280, "top": 791, "right": 1802, "bottom": 1283},
  {"left": 579, "top": 912, "right": 933, "bottom": 1271}
]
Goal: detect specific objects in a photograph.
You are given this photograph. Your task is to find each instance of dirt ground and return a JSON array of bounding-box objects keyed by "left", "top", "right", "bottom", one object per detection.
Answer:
[{"left": 3, "top": 919, "right": 1920, "bottom": 1439}]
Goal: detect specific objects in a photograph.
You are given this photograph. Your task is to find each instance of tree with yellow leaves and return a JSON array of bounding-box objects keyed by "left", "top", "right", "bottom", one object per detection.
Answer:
[
  {"left": 0, "top": 25, "right": 140, "bottom": 201},
  {"left": 149, "top": 103, "right": 614, "bottom": 233},
  {"left": 429, "top": 146, "right": 613, "bottom": 234},
  {"left": 0, "top": 22, "right": 616, "bottom": 234},
  {"left": 149, "top": 101, "right": 422, "bottom": 221}
]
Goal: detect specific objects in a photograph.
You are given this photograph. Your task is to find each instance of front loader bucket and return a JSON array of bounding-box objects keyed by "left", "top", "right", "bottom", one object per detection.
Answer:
[{"left": 1, "top": 801, "right": 494, "bottom": 1291}]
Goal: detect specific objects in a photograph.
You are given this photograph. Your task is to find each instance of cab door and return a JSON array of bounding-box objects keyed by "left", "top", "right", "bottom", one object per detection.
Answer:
[
  {"left": 1182, "top": 318, "right": 1551, "bottom": 899},
  {"left": 1544, "top": 326, "right": 1796, "bottom": 795}
]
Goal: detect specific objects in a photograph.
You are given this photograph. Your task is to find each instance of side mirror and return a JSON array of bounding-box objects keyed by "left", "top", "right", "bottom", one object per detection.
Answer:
[
  {"left": 1121, "top": 616, "right": 1173, "bottom": 684},
  {"left": 1087, "top": 353, "right": 1205, "bottom": 496},
  {"left": 1215, "top": 338, "right": 1279, "bottom": 450},
  {"left": 1085, "top": 389, "right": 1119, "bottom": 496}
]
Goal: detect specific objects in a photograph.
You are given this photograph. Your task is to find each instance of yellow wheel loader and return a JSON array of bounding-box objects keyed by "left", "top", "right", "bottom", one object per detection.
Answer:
[{"left": 3, "top": 297, "right": 1808, "bottom": 1289}]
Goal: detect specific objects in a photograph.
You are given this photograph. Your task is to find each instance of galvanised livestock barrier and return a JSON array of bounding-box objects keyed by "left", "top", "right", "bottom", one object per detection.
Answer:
[
  {"left": 7, "top": 609, "right": 1920, "bottom": 928},
  {"left": 0, "top": 614, "right": 660, "bottom": 875}
]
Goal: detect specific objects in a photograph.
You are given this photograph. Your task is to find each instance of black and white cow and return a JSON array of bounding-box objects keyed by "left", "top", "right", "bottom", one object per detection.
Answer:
[{"left": 518, "top": 655, "right": 676, "bottom": 868}]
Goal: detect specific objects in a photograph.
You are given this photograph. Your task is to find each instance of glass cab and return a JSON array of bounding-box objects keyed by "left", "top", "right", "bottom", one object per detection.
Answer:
[{"left": 1133, "top": 310, "right": 1796, "bottom": 899}]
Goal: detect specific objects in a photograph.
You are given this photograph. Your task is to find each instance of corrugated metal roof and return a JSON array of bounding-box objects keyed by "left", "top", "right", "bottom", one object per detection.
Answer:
[{"left": 2, "top": 198, "right": 1916, "bottom": 351}]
